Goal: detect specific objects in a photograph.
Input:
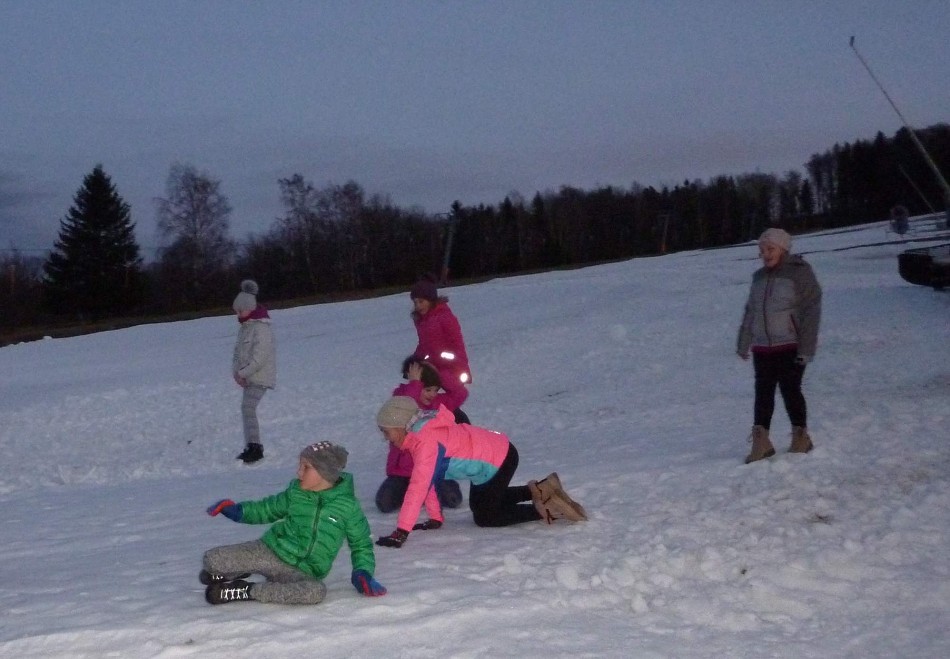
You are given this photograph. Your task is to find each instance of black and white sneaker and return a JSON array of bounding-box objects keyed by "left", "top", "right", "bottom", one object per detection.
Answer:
[
  {"left": 199, "top": 569, "right": 251, "bottom": 585},
  {"left": 236, "top": 443, "right": 264, "bottom": 464},
  {"left": 205, "top": 579, "right": 253, "bottom": 604}
]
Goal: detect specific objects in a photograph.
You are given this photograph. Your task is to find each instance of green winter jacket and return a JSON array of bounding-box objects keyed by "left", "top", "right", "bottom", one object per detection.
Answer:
[{"left": 238, "top": 472, "right": 375, "bottom": 580}]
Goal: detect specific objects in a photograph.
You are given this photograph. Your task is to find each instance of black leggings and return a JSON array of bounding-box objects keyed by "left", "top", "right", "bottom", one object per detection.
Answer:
[
  {"left": 753, "top": 350, "right": 807, "bottom": 429},
  {"left": 468, "top": 443, "right": 542, "bottom": 527}
]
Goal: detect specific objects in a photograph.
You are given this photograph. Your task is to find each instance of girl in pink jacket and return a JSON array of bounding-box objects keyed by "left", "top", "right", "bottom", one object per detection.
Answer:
[
  {"left": 375, "top": 359, "right": 468, "bottom": 514},
  {"left": 409, "top": 277, "right": 472, "bottom": 386},
  {"left": 374, "top": 397, "right": 586, "bottom": 549}
]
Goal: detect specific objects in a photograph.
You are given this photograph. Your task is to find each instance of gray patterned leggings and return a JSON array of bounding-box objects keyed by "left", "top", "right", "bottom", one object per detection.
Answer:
[
  {"left": 241, "top": 385, "right": 267, "bottom": 446},
  {"left": 203, "top": 540, "right": 327, "bottom": 605}
]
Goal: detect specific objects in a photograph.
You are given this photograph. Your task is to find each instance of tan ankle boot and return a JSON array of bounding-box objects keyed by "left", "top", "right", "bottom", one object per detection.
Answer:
[
  {"left": 528, "top": 480, "right": 557, "bottom": 524},
  {"left": 745, "top": 425, "right": 775, "bottom": 464},
  {"left": 789, "top": 426, "right": 813, "bottom": 453},
  {"left": 529, "top": 473, "right": 588, "bottom": 523}
]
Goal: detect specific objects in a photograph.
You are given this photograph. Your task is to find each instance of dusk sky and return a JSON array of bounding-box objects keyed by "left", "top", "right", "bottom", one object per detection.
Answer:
[{"left": 2, "top": 1, "right": 948, "bottom": 259}]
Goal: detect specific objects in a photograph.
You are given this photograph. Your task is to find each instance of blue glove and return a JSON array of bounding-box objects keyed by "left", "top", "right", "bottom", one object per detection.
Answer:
[
  {"left": 412, "top": 519, "right": 443, "bottom": 531},
  {"left": 351, "top": 569, "right": 387, "bottom": 596},
  {"left": 207, "top": 499, "right": 242, "bottom": 522},
  {"left": 376, "top": 528, "right": 409, "bottom": 548}
]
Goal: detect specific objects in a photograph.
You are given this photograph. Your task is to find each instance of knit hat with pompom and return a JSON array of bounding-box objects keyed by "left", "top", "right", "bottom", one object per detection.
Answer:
[{"left": 233, "top": 279, "right": 259, "bottom": 313}]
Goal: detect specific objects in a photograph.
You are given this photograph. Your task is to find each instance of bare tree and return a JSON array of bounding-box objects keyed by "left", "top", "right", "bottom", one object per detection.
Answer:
[
  {"left": 155, "top": 163, "right": 235, "bottom": 309},
  {"left": 318, "top": 181, "right": 365, "bottom": 291},
  {"left": 277, "top": 174, "right": 327, "bottom": 295}
]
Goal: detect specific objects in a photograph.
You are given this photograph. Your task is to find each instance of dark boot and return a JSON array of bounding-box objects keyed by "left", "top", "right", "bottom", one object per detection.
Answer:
[
  {"left": 236, "top": 443, "right": 263, "bottom": 464},
  {"left": 205, "top": 579, "right": 254, "bottom": 604},
  {"left": 745, "top": 425, "right": 775, "bottom": 464},
  {"left": 789, "top": 426, "right": 814, "bottom": 453}
]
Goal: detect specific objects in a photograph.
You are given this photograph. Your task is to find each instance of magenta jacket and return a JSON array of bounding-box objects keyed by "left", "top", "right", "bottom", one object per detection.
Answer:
[
  {"left": 384, "top": 375, "right": 469, "bottom": 478},
  {"left": 396, "top": 406, "right": 510, "bottom": 532},
  {"left": 412, "top": 301, "right": 472, "bottom": 385}
]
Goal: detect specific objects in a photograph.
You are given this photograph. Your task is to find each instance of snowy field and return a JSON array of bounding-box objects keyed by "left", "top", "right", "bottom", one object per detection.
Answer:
[{"left": 1, "top": 220, "right": 948, "bottom": 658}]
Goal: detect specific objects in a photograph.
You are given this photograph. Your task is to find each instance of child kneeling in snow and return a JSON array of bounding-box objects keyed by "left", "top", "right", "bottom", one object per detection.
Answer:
[
  {"left": 374, "top": 396, "right": 587, "bottom": 549},
  {"left": 376, "top": 357, "right": 468, "bottom": 514},
  {"left": 201, "top": 441, "right": 386, "bottom": 604}
]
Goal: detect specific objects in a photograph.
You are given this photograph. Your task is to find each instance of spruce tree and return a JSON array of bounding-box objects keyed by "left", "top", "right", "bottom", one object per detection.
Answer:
[{"left": 43, "top": 165, "right": 144, "bottom": 318}]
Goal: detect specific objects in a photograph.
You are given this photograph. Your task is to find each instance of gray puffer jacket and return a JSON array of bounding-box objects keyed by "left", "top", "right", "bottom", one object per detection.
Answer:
[
  {"left": 233, "top": 318, "right": 277, "bottom": 388},
  {"left": 737, "top": 254, "right": 822, "bottom": 359}
]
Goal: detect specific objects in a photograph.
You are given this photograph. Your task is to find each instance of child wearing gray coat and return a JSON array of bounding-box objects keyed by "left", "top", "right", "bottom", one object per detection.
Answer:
[
  {"left": 737, "top": 229, "right": 822, "bottom": 463},
  {"left": 231, "top": 280, "right": 276, "bottom": 464}
]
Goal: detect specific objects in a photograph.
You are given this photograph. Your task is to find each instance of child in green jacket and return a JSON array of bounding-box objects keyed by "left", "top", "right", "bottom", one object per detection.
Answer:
[{"left": 201, "top": 441, "right": 386, "bottom": 604}]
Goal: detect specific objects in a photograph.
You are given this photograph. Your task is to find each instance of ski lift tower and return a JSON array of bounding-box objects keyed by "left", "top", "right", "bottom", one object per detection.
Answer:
[
  {"left": 850, "top": 36, "right": 950, "bottom": 227},
  {"left": 436, "top": 211, "right": 457, "bottom": 285}
]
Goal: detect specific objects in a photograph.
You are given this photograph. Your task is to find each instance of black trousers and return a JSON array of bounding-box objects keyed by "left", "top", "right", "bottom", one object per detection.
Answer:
[
  {"left": 468, "top": 443, "right": 542, "bottom": 527},
  {"left": 753, "top": 350, "right": 807, "bottom": 429}
]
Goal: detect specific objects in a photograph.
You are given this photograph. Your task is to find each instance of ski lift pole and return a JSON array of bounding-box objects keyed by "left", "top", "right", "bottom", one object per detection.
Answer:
[
  {"left": 897, "top": 165, "right": 937, "bottom": 213},
  {"left": 849, "top": 36, "right": 950, "bottom": 211},
  {"left": 439, "top": 212, "right": 457, "bottom": 286}
]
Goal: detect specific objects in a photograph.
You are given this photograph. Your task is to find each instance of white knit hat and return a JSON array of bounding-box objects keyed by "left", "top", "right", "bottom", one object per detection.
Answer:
[
  {"left": 376, "top": 396, "right": 419, "bottom": 429},
  {"left": 758, "top": 228, "right": 792, "bottom": 252}
]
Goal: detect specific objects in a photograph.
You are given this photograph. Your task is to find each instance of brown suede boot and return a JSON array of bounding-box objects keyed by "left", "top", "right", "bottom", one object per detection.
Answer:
[
  {"left": 789, "top": 426, "right": 814, "bottom": 453},
  {"left": 528, "top": 480, "right": 558, "bottom": 524},
  {"left": 531, "top": 472, "right": 587, "bottom": 522},
  {"left": 744, "top": 425, "right": 775, "bottom": 464}
]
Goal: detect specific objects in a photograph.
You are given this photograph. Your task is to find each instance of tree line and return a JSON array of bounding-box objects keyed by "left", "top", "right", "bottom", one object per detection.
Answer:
[{"left": 2, "top": 123, "right": 948, "bottom": 339}]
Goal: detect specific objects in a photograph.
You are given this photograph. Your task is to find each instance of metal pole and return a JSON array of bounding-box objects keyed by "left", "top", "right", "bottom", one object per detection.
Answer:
[
  {"left": 658, "top": 213, "right": 670, "bottom": 254},
  {"left": 897, "top": 165, "right": 937, "bottom": 213},
  {"left": 849, "top": 36, "right": 950, "bottom": 206},
  {"left": 439, "top": 212, "right": 456, "bottom": 285}
]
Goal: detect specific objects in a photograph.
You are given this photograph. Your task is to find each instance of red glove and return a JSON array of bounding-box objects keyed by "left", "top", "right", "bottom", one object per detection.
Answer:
[{"left": 207, "top": 499, "right": 242, "bottom": 521}]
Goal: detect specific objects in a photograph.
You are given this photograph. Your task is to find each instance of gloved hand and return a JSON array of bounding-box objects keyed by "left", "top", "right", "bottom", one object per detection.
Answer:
[
  {"left": 207, "top": 499, "right": 242, "bottom": 522},
  {"left": 412, "top": 519, "right": 443, "bottom": 531},
  {"left": 376, "top": 528, "right": 410, "bottom": 548},
  {"left": 795, "top": 354, "right": 812, "bottom": 366},
  {"left": 351, "top": 569, "right": 387, "bottom": 596}
]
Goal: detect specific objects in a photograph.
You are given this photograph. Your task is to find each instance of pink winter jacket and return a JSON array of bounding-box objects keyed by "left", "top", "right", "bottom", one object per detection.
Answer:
[
  {"left": 384, "top": 376, "right": 469, "bottom": 478},
  {"left": 396, "top": 406, "right": 510, "bottom": 532},
  {"left": 412, "top": 302, "right": 472, "bottom": 385}
]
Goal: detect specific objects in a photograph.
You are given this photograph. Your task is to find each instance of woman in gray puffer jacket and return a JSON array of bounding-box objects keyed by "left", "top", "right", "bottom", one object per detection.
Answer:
[
  {"left": 232, "top": 280, "right": 276, "bottom": 464},
  {"left": 737, "top": 229, "right": 822, "bottom": 464}
]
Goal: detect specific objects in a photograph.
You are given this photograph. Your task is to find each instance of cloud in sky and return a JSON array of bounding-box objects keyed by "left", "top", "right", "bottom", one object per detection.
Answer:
[{"left": 2, "top": 1, "right": 948, "bottom": 257}]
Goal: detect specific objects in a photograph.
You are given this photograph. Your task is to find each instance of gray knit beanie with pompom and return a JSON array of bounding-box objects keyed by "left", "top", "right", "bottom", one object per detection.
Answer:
[{"left": 233, "top": 279, "right": 259, "bottom": 313}]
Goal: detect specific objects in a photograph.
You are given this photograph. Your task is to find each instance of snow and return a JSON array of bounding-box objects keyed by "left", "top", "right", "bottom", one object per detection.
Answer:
[{"left": 1, "top": 220, "right": 948, "bottom": 658}]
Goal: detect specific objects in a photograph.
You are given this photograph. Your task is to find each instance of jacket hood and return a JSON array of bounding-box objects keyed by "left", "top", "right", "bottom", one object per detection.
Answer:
[{"left": 409, "top": 404, "right": 455, "bottom": 432}]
